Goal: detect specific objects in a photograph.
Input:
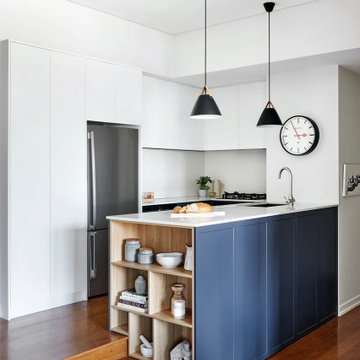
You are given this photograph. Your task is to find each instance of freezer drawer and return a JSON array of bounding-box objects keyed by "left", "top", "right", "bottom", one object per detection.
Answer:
[{"left": 88, "top": 229, "right": 109, "bottom": 297}]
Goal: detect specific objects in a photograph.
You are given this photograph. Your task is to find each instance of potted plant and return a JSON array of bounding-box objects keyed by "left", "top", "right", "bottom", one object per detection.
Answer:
[{"left": 197, "top": 176, "right": 212, "bottom": 197}]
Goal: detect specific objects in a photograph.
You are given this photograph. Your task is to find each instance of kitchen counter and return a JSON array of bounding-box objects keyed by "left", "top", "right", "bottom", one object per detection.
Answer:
[
  {"left": 107, "top": 202, "right": 338, "bottom": 228},
  {"left": 108, "top": 203, "right": 338, "bottom": 360}
]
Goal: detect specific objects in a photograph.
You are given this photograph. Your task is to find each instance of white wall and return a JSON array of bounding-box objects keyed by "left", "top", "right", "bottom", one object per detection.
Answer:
[
  {"left": 266, "top": 66, "right": 339, "bottom": 204},
  {"left": 0, "top": 0, "right": 172, "bottom": 76},
  {"left": 0, "top": 42, "right": 8, "bottom": 319},
  {"left": 142, "top": 149, "right": 205, "bottom": 198},
  {"left": 204, "top": 150, "right": 266, "bottom": 194},
  {"left": 338, "top": 67, "right": 360, "bottom": 315},
  {"left": 173, "top": 0, "right": 360, "bottom": 78}
]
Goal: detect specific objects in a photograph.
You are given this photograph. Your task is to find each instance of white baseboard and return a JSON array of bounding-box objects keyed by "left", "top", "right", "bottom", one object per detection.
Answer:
[
  {"left": 338, "top": 294, "right": 360, "bottom": 316},
  {"left": 8, "top": 290, "right": 87, "bottom": 319}
]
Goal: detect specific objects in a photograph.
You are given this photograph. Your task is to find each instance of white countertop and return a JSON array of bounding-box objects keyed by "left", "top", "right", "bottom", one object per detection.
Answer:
[
  {"left": 142, "top": 196, "right": 262, "bottom": 206},
  {"left": 107, "top": 202, "right": 338, "bottom": 228}
]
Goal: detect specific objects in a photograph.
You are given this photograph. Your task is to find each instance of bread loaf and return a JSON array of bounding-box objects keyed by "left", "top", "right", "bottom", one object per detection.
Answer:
[
  {"left": 173, "top": 202, "right": 212, "bottom": 213},
  {"left": 187, "top": 202, "right": 212, "bottom": 213}
]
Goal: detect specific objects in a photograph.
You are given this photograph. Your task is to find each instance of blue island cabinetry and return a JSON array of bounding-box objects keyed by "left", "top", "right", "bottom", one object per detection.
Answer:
[{"left": 195, "top": 207, "right": 338, "bottom": 360}]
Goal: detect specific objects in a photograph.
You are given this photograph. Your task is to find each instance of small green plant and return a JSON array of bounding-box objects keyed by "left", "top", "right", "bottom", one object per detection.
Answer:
[{"left": 197, "top": 176, "right": 212, "bottom": 190}]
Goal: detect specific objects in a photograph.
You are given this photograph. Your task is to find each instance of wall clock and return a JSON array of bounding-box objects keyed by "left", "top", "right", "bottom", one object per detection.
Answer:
[{"left": 279, "top": 115, "right": 320, "bottom": 156}]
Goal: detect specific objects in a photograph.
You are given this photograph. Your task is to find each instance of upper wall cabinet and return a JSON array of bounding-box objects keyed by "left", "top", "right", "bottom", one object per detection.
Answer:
[
  {"left": 116, "top": 66, "right": 143, "bottom": 126},
  {"left": 85, "top": 59, "right": 116, "bottom": 123},
  {"left": 204, "top": 86, "right": 239, "bottom": 150},
  {"left": 238, "top": 81, "right": 266, "bottom": 149},
  {"left": 142, "top": 76, "right": 203, "bottom": 150}
]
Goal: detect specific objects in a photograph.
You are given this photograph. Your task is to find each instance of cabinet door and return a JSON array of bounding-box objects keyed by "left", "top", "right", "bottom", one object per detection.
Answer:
[
  {"left": 204, "top": 86, "right": 238, "bottom": 150},
  {"left": 238, "top": 81, "right": 266, "bottom": 149},
  {"left": 116, "top": 66, "right": 142, "bottom": 126},
  {"left": 50, "top": 52, "right": 87, "bottom": 300},
  {"left": 195, "top": 224, "right": 235, "bottom": 360},
  {"left": 317, "top": 208, "right": 338, "bottom": 324},
  {"left": 10, "top": 43, "right": 51, "bottom": 315},
  {"left": 85, "top": 59, "right": 116, "bottom": 122},
  {"left": 235, "top": 220, "right": 267, "bottom": 360},
  {"left": 295, "top": 213, "right": 317, "bottom": 336},
  {"left": 268, "top": 216, "right": 295, "bottom": 354}
]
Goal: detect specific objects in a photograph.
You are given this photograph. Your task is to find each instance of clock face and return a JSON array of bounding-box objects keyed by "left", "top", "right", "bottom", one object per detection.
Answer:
[{"left": 279, "top": 115, "right": 320, "bottom": 156}]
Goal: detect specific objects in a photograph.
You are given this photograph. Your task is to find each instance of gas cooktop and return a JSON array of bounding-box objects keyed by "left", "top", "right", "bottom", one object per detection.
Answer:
[{"left": 222, "top": 192, "right": 266, "bottom": 201}]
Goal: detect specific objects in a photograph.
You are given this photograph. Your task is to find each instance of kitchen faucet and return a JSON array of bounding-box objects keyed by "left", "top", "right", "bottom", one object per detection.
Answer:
[{"left": 279, "top": 167, "right": 295, "bottom": 208}]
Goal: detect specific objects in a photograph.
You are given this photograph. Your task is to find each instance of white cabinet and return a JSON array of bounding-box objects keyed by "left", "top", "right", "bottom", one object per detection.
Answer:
[
  {"left": 9, "top": 43, "right": 51, "bottom": 315},
  {"left": 116, "top": 66, "right": 142, "bottom": 125},
  {"left": 142, "top": 76, "right": 203, "bottom": 150},
  {"left": 238, "top": 81, "right": 266, "bottom": 149},
  {"left": 85, "top": 59, "right": 116, "bottom": 123},
  {"left": 50, "top": 52, "right": 87, "bottom": 301},
  {"left": 204, "top": 86, "right": 239, "bottom": 150}
]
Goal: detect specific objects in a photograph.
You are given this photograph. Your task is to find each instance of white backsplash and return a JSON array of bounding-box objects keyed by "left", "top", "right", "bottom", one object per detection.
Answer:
[
  {"left": 142, "top": 148, "right": 266, "bottom": 199},
  {"left": 204, "top": 150, "right": 266, "bottom": 194}
]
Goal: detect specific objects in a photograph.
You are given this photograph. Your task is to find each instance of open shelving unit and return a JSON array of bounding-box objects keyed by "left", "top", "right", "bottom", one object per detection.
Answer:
[{"left": 109, "top": 221, "right": 194, "bottom": 360}]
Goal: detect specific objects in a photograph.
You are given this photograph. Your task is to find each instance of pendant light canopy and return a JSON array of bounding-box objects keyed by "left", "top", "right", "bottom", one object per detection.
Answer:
[
  {"left": 190, "top": 0, "right": 221, "bottom": 119},
  {"left": 257, "top": 2, "right": 282, "bottom": 127}
]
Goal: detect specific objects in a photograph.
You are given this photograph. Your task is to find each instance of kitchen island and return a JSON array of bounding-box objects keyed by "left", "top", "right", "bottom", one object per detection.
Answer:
[{"left": 107, "top": 203, "right": 338, "bottom": 360}]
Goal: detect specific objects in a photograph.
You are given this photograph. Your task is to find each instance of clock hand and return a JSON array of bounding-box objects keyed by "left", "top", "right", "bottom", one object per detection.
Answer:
[{"left": 290, "top": 121, "right": 301, "bottom": 140}]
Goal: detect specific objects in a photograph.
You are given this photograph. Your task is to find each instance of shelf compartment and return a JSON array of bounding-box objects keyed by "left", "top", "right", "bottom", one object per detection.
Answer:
[
  {"left": 152, "top": 309, "right": 192, "bottom": 328},
  {"left": 112, "top": 260, "right": 192, "bottom": 279},
  {"left": 128, "top": 312, "right": 153, "bottom": 358},
  {"left": 148, "top": 272, "right": 192, "bottom": 316},
  {"left": 111, "top": 266, "right": 148, "bottom": 306},
  {"left": 109, "top": 306, "right": 128, "bottom": 335},
  {"left": 153, "top": 319, "right": 192, "bottom": 360},
  {"left": 109, "top": 222, "right": 193, "bottom": 264}
]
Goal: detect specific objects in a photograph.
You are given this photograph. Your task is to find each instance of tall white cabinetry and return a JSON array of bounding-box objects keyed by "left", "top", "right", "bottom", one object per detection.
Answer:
[
  {"left": 50, "top": 52, "right": 87, "bottom": 304},
  {"left": 9, "top": 43, "right": 52, "bottom": 315},
  {"left": 0, "top": 41, "right": 143, "bottom": 320}
]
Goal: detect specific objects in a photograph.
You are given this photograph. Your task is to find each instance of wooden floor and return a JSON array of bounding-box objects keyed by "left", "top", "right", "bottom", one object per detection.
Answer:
[
  {"left": 1, "top": 296, "right": 360, "bottom": 360},
  {"left": 0, "top": 296, "right": 124, "bottom": 360},
  {"left": 270, "top": 306, "right": 360, "bottom": 360}
]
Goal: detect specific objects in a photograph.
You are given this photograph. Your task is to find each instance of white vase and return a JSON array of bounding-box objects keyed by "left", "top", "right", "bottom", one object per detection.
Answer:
[
  {"left": 135, "top": 275, "right": 147, "bottom": 294},
  {"left": 184, "top": 244, "right": 192, "bottom": 271},
  {"left": 199, "top": 189, "right": 208, "bottom": 197}
]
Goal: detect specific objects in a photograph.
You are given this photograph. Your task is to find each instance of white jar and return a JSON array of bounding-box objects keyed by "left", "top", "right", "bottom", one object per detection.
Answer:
[
  {"left": 172, "top": 299, "right": 185, "bottom": 320},
  {"left": 138, "top": 248, "right": 154, "bottom": 264},
  {"left": 125, "top": 239, "right": 140, "bottom": 262}
]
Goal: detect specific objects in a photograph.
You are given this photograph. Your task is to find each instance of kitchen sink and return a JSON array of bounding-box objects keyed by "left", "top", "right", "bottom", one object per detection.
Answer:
[{"left": 246, "top": 203, "right": 285, "bottom": 208}]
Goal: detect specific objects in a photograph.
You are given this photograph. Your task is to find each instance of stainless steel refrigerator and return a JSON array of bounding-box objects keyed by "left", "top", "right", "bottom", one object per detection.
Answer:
[{"left": 87, "top": 122, "right": 139, "bottom": 297}]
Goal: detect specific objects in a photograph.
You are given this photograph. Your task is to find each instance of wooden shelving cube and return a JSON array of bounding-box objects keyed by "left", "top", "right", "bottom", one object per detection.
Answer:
[
  {"left": 153, "top": 319, "right": 192, "bottom": 360},
  {"left": 128, "top": 312, "right": 153, "bottom": 359}
]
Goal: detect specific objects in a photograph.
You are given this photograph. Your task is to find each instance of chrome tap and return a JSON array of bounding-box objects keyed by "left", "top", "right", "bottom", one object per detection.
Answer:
[{"left": 279, "top": 167, "right": 295, "bottom": 208}]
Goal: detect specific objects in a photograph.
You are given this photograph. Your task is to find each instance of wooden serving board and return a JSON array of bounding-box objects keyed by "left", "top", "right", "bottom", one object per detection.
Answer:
[{"left": 170, "top": 211, "right": 226, "bottom": 218}]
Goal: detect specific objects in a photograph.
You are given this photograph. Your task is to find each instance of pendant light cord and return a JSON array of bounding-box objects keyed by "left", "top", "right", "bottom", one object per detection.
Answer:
[
  {"left": 268, "top": 10, "right": 271, "bottom": 104},
  {"left": 204, "top": 0, "right": 207, "bottom": 91}
]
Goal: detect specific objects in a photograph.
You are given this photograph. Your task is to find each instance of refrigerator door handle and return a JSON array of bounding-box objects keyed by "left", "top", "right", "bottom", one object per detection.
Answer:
[
  {"left": 89, "top": 231, "right": 96, "bottom": 279},
  {"left": 88, "top": 131, "right": 97, "bottom": 230}
]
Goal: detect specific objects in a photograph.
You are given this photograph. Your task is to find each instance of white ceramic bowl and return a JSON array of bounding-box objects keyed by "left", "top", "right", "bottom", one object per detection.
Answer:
[
  {"left": 156, "top": 252, "right": 183, "bottom": 268},
  {"left": 140, "top": 343, "right": 153, "bottom": 358}
]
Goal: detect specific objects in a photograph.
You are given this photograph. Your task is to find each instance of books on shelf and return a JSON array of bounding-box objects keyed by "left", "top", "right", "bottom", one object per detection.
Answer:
[{"left": 117, "top": 288, "right": 148, "bottom": 313}]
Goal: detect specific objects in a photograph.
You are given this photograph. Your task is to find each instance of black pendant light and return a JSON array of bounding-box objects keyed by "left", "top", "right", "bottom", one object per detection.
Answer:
[
  {"left": 257, "top": 2, "right": 282, "bottom": 127},
  {"left": 190, "top": 0, "right": 221, "bottom": 119}
]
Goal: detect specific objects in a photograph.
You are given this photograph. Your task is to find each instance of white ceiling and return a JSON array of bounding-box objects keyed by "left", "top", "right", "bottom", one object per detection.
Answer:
[{"left": 67, "top": 0, "right": 317, "bottom": 35}]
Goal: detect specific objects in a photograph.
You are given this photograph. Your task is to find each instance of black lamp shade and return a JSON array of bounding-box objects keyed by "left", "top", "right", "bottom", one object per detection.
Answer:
[
  {"left": 257, "top": 106, "right": 282, "bottom": 126},
  {"left": 190, "top": 94, "right": 222, "bottom": 119}
]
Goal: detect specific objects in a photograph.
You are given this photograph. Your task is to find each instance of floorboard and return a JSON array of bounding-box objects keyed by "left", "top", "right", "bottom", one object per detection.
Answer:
[
  {"left": 0, "top": 296, "right": 124, "bottom": 360},
  {"left": 270, "top": 306, "right": 360, "bottom": 360}
]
